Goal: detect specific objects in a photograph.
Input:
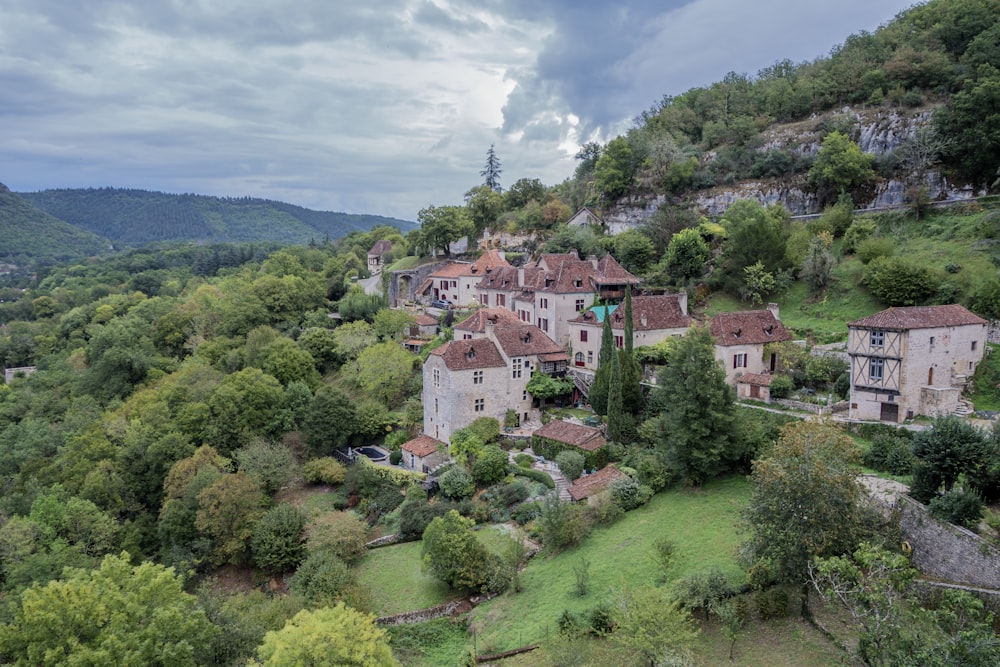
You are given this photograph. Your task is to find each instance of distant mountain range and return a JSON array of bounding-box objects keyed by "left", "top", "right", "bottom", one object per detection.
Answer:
[{"left": 1, "top": 184, "right": 416, "bottom": 262}]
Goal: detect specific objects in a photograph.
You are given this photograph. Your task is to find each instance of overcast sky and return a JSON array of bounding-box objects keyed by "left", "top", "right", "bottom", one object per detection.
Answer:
[{"left": 1, "top": 0, "right": 917, "bottom": 222}]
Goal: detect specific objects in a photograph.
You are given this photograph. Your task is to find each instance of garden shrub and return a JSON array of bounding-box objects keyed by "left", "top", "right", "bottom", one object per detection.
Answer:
[
  {"left": 306, "top": 511, "right": 369, "bottom": 563},
  {"left": 514, "top": 453, "right": 534, "bottom": 468},
  {"left": 928, "top": 488, "right": 983, "bottom": 531},
  {"left": 439, "top": 467, "right": 474, "bottom": 500},
  {"left": 752, "top": 587, "right": 789, "bottom": 620},
  {"left": 673, "top": 566, "right": 739, "bottom": 620},
  {"left": 856, "top": 237, "right": 895, "bottom": 264},
  {"left": 472, "top": 445, "right": 509, "bottom": 487},
  {"left": 588, "top": 603, "right": 616, "bottom": 635},
  {"left": 609, "top": 477, "right": 653, "bottom": 511},
  {"left": 289, "top": 551, "right": 357, "bottom": 607},
  {"left": 302, "top": 457, "right": 346, "bottom": 486},
  {"left": 769, "top": 375, "right": 794, "bottom": 399},
  {"left": 398, "top": 497, "right": 453, "bottom": 541},
  {"left": 511, "top": 466, "right": 555, "bottom": 489},
  {"left": 511, "top": 500, "right": 542, "bottom": 525},
  {"left": 538, "top": 496, "right": 592, "bottom": 550},
  {"left": 842, "top": 218, "right": 877, "bottom": 254},
  {"left": 864, "top": 432, "right": 915, "bottom": 476},
  {"left": 555, "top": 450, "right": 586, "bottom": 481}
]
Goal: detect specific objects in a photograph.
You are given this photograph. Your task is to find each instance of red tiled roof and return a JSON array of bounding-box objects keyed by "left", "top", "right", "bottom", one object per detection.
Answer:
[
  {"left": 469, "top": 249, "right": 511, "bottom": 275},
  {"left": 491, "top": 323, "right": 565, "bottom": 358},
  {"left": 710, "top": 310, "right": 792, "bottom": 346},
  {"left": 429, "top": 261, "right": 474, "bottom": 279},
  {"left": 534, "top": 420, "right": 606, "bottom": 451},
  {"left": 849, "top": 304, "right": 987, "bottom": 330},
  {"left": 414, "top": 313, "right": 439, "bottom": 326},
  {"left": 477, "top": 265, "right": 522, "bottom": 290},
  {"left": 568, "top": 464, "right": 627, "bottom": 501},
  {"left": 368, "top": 239, "right": 393, "bottom": 256},
  {"left": 594, "top": 254, "right": 641, "bottom": 286},
  {"left": 573, "top": 294, "right": 690, "bottom": 331},
  {"left": 538, "top": 351, "right": 569, "bottom": 362},
  {"left": 738, "top": 373, "right": 773, "bottom": 386},
  {"left": 429, "top": 339, "right": 506, "bottom": 370},
  {"left": 454, "top": 308, "right": 520, "bottom": 333},
  {"left": 402, "top": 435, "right": 441, "bottom": 458}
]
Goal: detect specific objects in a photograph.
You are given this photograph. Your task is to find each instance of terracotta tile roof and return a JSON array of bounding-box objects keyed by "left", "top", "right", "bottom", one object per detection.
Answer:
[
  {"left": 568, "top": 464, "right": 627, "bottom": 501},
  {"left": 368, "top": 239, "right": 393, "bottom": 256},
  {"left": 429, "top": 261, "right": 475, "bottom": 279},
  {"left": 402, "top": 435, "right": 441, "bottom": 458},
  {"left": 491, "top": 323, "right": 565, "bottom": 358},
  {"left": 738, "top": 373, "right": 773, "bottom": 386},
  {"left": 414, "top": 313, "right": 439, "bottom": 326},
  {"left": 536, "top": 252, "right": 580, "bottom": 270},
  {"left": 848, "top": 304, "right": 987, "bottom": 330},
  {"left": 710, "top": 310, "right": 792, "bottom": 346},
  {"left": 573, "top": 295, "right": 690, "bottom": 331},
  {"left": 454, "top": 308, "right": 520, "bottom": 334},
  {"left": 594, "top": 254, "right": 641, "bottom": 286},
  {"left": 469, "top": 249, "right": 511, "bottom": 275},
  {"left": 477, "top": 265, "right": 522, "bottom": 290},
  {"left": 534, "top": 420, "right": 607, "bottom": 451},
  {"left": 429, "top": 339, "right": 506, "bottom": 370},
  {"left": 538, "top": 351, "right": 569, "bottom": 362}
]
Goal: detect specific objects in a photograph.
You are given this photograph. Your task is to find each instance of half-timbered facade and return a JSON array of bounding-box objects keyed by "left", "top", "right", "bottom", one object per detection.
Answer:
[{"left": 847, "top": 305, "right": 987, "bottom": 422}]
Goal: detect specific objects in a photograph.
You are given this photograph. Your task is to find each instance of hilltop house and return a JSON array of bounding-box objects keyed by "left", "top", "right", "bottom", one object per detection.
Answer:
[
  {"left": 709, "top": 305, "right": 793, "bottom": 385},
  {"left": 475, "top": 251, "right": 640, "bottom": 346},
  {"left": 367, "top": 240, "right": 393, "bottom": 275},
  {"left": 567, "top": 293, "right": 691, "bottom": 370},
  {"left": 422, "top": 315, "right": 568, "bottom": 444},
  {"left": 847, "top": 304, "right": 987, "bottom": 423},
  {"left": 417, "top": 249, "right": 510, "bottom": 307}
]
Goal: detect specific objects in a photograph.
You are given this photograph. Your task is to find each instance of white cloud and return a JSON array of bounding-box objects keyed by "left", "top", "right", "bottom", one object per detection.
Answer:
[{"left": 0, "top": 0, "right": 916, "bottom": 221}]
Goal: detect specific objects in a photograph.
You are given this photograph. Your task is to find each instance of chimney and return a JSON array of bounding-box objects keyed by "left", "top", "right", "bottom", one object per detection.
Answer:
[{"left": 767, "top": 302, "right": 780, "bottom": 320}]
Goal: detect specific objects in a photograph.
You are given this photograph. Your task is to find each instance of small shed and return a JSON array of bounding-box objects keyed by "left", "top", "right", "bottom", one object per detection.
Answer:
[
  {"left": 736, "top": 373, "right": 774, "bottom": 402},
  {"left": 531, "top": 419, "right": 608, "bottom": 470},
  {"left": 401, "top": 435, "right": 446, "bottom": 472},
  {"left": 568, "top": 464, "right": 628, "bottom": 502}
]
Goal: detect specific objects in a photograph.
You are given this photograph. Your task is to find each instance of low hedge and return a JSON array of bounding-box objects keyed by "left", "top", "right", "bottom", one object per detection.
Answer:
[
  {"left": 510, "top": 465, "right": 555, "bottom": 489},
  {"left": 356, "top": 455, "right": 426, "bottom": 485}
]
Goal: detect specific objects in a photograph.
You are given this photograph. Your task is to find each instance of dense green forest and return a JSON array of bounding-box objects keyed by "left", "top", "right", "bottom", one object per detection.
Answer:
[
  {"left": 3, "top": 0, "right": 1000, "bottom": 664},
  {"left": 18, "top": 187, "right": 416, "bottom": 250},
  {"left": 0, "top": 184, "right": 110, "bottom": 264}
]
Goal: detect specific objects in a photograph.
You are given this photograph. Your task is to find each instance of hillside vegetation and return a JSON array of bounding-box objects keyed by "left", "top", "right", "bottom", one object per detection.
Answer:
[
  {"left": 0, "top": 184, "right": 110, "bottom": 262},
  {"left": 18, "top": 187, "right": 416, "bottom": 250}
]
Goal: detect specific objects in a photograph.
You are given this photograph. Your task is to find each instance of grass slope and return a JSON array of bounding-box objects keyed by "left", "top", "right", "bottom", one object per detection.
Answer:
[
  {"left": 355, "top": 540, "right": 456, "bottom": 616},
  {"left": 469, "top": 476, "right": 750, "bottom": 655}
]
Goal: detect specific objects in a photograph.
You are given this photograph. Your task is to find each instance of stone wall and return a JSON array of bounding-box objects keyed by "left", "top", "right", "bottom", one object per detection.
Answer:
[
  {"left": 375, "top": 599, "right": 472, "bottom": 626},
  {"left": 365, "top": 534, "right": 400, "bottom": 549},
  {"left": 896, "top": 495, "right": 1000, "bottom": 590}
]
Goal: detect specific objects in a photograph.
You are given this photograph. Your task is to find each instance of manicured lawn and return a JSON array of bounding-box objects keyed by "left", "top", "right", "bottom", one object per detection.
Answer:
[
  {"left": 468, "top": 476, "right": 750, "bottom": 655},
  {"left": 354, "top": 541, "right": 456, "bottom": 616}
]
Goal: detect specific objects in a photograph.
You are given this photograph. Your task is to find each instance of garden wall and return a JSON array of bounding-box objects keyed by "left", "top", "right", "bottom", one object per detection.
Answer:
[{"left": 896, "top": 495, "right": 1000, "bottom": 590}]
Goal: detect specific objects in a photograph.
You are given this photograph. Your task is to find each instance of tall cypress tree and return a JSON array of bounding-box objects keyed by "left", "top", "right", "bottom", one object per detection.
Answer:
[
  {"left": 620, "top": 289, "right": 644, "bottom": 414},
  {"left": 607, "top": 348, "right": 635, "bottom": 443},
  {"left": 589, "top": 306, "right": 613, "bottom": 415}
]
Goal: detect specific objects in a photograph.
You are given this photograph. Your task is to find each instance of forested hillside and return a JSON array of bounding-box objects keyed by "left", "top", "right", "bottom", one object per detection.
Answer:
[
  {"left": 17, "top": 187, "right": 416, "bottom": 250},
  {"left": 0, "top": 184, "right": 110, "bottom": 263}
]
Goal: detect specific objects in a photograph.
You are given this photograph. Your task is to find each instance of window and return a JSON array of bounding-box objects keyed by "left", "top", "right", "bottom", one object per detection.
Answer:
[
  {"left": 538, "top": 318, "right": 548, "bottom": 332},
  {"left": 480, "top": 294, "right": 488, "bottom": 305},
  {"left": 496, "top": 294, "right": 506, "bottom": 307},
  {"left": 575, "top": 299, "right": 585, "bottom": 311},
  {"left": 540, "top": 298, "right": 548, "bottom": 309},
  {"left": 432, "top": 368, "right": 440, "bottom": 387},
  {"left": 519, "top": 309, "right": 530, "bottom": 322},
  {"left": 972, "top": 341, "right": 978, "bottom": 351},
  {"left": 870, "top": 330, "right": 885, "bottom": 348},
  {"left": 575, "top": 352, "right": 585, "bottom": 367},
  {"left": 523, "top": 390, "right": 528, "bottom": 401},
  {"left": 463, "top": 333, "right": 472, "bottom": 340},
  {"left": 512, "top": 358, "right": 522, "bottom": 379},
  {"left": 870, "top": 358, "right": 884, "bottom": 381},
  {"left": 614, "top": 334, "right": 624, "bottom": 349},
  {"left": 580, "top": 330, "right": 588, "bottom": 342},
  {"left": 733, "top": 353, "right": 747, "bottom": 369},
  {"left": 929, "top": 336, "right": 935, "bottom": 346},
  {"left": 473, "top": 370, "right": 483, "bottom": 385},
  {"left": 434, "top": 399, "right": 438, "bottom": 413},
  {"left": 451, "top": 280, "right": 457, "bottom": 288},
  {"left": 474, "top": 398, "right": 485, "bottom": 412},
  {"left": 587, "top": 350, "right": 594, "bottom": 364}
]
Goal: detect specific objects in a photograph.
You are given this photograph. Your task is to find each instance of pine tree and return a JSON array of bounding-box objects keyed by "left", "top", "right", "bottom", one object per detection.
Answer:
[
  {"left": 481, "top": 144, "right": 503, "bottom": 193},
  {"left": 620, "top": 289, "right": 644, "bottom": 414},
  {"left": 589, "top": 306, "right": 613, "bottom": 415}
]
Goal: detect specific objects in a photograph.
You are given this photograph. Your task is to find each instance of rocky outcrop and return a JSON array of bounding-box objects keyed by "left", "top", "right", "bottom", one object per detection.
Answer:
[{"left": 602, "top": 104, "right": 983, "bottom": 230}]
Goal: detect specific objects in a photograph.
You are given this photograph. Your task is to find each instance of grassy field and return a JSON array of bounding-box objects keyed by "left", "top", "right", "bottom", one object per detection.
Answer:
[
  {"left": 468, "top": 476, "right": 750, "bottom": 655},
  {"left": 354, "top": 540, "right": 456, "bottom": 616}
]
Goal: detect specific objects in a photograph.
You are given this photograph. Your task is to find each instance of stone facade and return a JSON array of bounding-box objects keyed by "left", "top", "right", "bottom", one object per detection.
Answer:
[
  {"left": 709, "top": 305, "right": 792, "bottom": 386},
  {"left": 848, "top": 305, "right": 987, "bottom": 423},
  {"left": 422, "top": 318, "right": 568, "bottom": 445}
]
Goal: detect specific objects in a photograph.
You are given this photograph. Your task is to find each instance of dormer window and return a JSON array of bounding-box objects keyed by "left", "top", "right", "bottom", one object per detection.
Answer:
[
  {"left": 734, "top": 328, "right": 742, "bottom": 339},
  {"left": 765, "top": 325, "right": 773, "bottom": 336},
  {"left": 466, "top": 347, "right": 476, "bottom": 360},
  {"left": 574, "top": 279, "right": 583, "bottom": 288},
  {"left": 522, "top": 333, "right": 531, "bottom": 344}
]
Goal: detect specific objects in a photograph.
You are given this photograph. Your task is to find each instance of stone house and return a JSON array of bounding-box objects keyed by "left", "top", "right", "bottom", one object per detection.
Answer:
[
  {"left": 567, "top": 293, "right": 691, "bottom": 370},
  {"left": 422, "top": 318, "right": 568, "bottom": 444},
  {"left": 474, "top": 251, "right": 640, "bottom": 346},
  {"left": 530, "top": 419, "right": 609, "bottom": 471},
  {"left": 367, "top": 239, "right": 393, "bottom": 275},
  {"left": 709, "top": 305, "right": 793, "bottom": 385},
  {"left": 409, "top": 312, "right": 440, "bottom": 338},
  {"left": 417, "top": 249, "right": 510, "bottom": 307},
  {"left": 566, "top": 207, "right": 603, "bottom": 229},
  {"left": 568, "top": 464, "right": 628, "bottom": 503},
  {"left": 847, "top": 304, "right": 987, "bottom": 423},
  {"left": 400, "top": 434, "right": 449, "bottom": 472}
]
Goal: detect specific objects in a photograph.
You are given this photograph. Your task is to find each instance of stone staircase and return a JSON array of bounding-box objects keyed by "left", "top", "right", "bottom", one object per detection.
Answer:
[
  {"left": 533, "top": 460, "right": 572, "bottom": 501},
  {"left": 567, "top": 368, "right": 594, "bottom": 400},
  {"left": 954, "top": 398, "right": 974, "bottom": 417}
]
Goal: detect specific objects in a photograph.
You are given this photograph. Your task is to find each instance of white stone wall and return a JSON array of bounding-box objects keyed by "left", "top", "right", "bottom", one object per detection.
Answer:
[
  {"left": 714, "top": 343, "right": 769, "bottom": 385},
  {"left": 422, "top": 356, "right": 511, "bottom": 445}
]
